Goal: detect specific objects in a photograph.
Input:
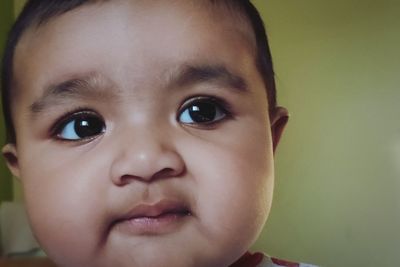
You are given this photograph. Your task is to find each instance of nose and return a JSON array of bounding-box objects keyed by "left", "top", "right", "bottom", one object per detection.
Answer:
[{"left": 110, "top": 128, "right": 185, "bottom": 186}]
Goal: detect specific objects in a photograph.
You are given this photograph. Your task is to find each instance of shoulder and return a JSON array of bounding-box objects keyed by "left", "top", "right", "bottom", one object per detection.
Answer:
[
  {"left": 257, "top": 254, "right": 319, "bottom": 267},
  {"left": 230, "top": 252, "right": 319, "bottom": 267},
  {"left": 257, "top": 255, "right": 317, "bottom": 267}
]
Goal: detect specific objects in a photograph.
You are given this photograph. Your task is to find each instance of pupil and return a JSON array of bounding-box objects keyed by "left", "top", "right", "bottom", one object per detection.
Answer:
[
  {"left": 189, "top": 102, "right": 216, "bottom": 122},
  {"left": 75, "top": 116, "right": 103, "bottom": 137}
]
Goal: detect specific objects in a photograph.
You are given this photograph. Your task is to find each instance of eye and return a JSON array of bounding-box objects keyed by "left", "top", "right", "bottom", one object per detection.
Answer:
[
  {"left": 54, "top": 111, "right": 105, "bottom": 141},
  {"left": 178, "top": 97, "right": 230, "bottom": 125}
]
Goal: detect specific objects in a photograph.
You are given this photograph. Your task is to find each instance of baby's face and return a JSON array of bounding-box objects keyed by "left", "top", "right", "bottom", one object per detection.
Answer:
[{"left": 4, "top": 1, "right": 286, "bottom": 267}]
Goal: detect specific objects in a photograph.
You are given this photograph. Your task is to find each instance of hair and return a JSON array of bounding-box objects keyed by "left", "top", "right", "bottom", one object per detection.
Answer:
[{"left": 1, "top": 0, "right": 276, "bottom": 144}]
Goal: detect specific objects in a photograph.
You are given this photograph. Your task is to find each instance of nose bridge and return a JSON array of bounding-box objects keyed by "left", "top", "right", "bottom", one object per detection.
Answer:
[
  {"left": 110, "top": 120, "right": 184, "bottom": 185},
  {"left": 122, "top": 124, "right": 166, "bottom": 163}
]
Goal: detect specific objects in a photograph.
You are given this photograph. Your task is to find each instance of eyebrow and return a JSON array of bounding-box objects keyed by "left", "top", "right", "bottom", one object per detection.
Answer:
[
  {"left": 170, "top": 64, "right": 248, "bottom": 92},
  {"left": 29, "top": 64, "right": 248, "bottom": 116},
  {"left": 29, "top": 73, "right": 118, "bottom": 116}
]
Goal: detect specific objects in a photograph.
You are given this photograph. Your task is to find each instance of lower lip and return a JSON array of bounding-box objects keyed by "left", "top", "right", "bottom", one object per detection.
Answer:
[{"left": 115, "top": 213, "right": 190, "bottom": 235}]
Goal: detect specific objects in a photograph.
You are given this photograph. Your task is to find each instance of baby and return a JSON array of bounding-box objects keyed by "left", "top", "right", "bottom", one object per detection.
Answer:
[{"left": 1, "top": 0, "right": 315, "bottom": 266}]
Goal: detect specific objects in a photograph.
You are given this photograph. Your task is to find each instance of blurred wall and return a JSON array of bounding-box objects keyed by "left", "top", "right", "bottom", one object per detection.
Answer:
[
  {"left": 0, "top": 1, "right": 14, "bottom": 202},
  {"left": 13, "top": 0, "right": 26, "bottom": 17},
  {"left": 252, "top": 0, "right": 400, "bottom": 267}
]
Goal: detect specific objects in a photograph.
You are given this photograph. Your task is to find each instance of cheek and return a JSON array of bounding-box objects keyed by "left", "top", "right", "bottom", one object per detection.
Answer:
[
  {"left": 18, "top": 145, "right": 109, "bottom": 264},
  {"left": 182, "top": 122, "right": 274, "bottom": 246}
]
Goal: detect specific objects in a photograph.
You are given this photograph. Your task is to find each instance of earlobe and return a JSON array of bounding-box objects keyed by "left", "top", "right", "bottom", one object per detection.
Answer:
[
  {"left": 2, "top": 143, "right": 21, "bottom": 178},
  {"left": 270, "top": 106, "right": 289, "bottom": 153}
]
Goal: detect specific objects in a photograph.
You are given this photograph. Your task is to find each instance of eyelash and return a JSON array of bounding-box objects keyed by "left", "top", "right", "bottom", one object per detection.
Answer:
[
  {"left": 50, "top": 107, "right": 105, "bottom": 142},
  {"left": 177, "top": 95, "right": 234, "bottom": 128},
  {"left": 49, "top": 95, "right": 234, "bottom": 142}
]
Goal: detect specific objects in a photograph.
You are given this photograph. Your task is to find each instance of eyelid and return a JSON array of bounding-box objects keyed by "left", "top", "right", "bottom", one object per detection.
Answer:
[
  {"left": 49, "top": 107, "right": 104, "bottom": 139},
  {"left": 177, "top": 95, "right": 234, "bottom": 127},
  {"left": 179, "top": 95, "right": 233, "bottom": 113}
]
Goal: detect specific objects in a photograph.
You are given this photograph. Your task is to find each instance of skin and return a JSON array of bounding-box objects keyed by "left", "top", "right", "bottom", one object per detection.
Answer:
[{"left": 3, "top": 1, "right": 288, "bottom": 267}]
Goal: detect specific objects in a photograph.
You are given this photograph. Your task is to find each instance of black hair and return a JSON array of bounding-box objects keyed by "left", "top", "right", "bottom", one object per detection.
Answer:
[{"left": 1, "top": 0, "right": 276, "bottom": 144}]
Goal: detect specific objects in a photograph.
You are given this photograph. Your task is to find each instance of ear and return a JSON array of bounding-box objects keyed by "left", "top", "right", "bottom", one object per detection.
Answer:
[
  {"left": 270, "top": 106, "right": 289, "bottom": 153},
  {"left": 2, "top": 143, "right": 21, "bottom": 179}
]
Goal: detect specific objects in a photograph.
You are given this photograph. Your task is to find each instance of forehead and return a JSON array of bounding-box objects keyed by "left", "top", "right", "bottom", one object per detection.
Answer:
[{"left": 13, "top": 0, "right": 257, "bottom": 102}]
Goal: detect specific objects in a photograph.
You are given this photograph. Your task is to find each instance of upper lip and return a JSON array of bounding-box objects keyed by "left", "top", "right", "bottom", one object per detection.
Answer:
[{"left": 118, "top": 199, "right": 191, "bottom": 221}]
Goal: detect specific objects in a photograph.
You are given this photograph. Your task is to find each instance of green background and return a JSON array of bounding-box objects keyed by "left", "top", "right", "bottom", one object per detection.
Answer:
[
  {"left": 1, "top": 0, "right": 400, "bottom": 266},
  {"left": 252, "top": 0, "right": 400, "bottom": 266},
  {"left": 0, "top": 0, "right": 14, "bottom": 202}
]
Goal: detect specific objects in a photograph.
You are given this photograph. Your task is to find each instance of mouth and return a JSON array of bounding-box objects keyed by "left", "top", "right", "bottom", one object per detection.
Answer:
[{"left": 113, "top": 199, "right": 192, "bottom": 235}]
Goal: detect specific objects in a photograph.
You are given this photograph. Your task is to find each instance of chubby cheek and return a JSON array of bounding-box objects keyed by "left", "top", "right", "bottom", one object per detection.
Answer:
[
  {"left": 19, "top": 145, "right": 108, "bottom": 265},
  {"left": 183, "top": 121, "right": 274, "bottom": 251}
]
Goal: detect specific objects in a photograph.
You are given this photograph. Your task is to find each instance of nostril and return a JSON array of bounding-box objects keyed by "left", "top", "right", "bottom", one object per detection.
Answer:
[
  {"left": 116, "top": 167, "right": 185, "bottom": 185},
  {"left": 118, "top": 174, "right": 137, "bottom": 186},
  {"left": 152, "top": 167, "right": 185, "bottom": 180}
]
